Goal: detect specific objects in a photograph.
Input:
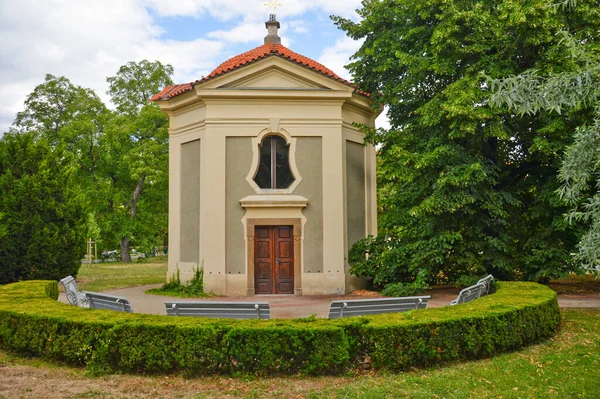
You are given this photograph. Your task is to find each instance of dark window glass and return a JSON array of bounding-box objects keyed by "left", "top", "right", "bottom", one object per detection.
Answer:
[
  {"left": 275, "top": 138, "right": 293, "bottom": 188},
  {"left": 253, "top": 135, "right": 294, "bottom": 189},
  {"left": 255, "top": 136, "right": 272, "bottom": 189}
]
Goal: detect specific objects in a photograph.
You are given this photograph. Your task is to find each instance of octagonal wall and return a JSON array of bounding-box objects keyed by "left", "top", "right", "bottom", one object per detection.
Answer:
[{"left": 157, "top": 56, "right": 379, "bottom": 295}]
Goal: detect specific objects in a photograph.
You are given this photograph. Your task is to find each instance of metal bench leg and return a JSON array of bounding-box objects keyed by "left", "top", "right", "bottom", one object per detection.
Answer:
[{"left": 340, "top": 302, "right": 347, "bottom": 318}]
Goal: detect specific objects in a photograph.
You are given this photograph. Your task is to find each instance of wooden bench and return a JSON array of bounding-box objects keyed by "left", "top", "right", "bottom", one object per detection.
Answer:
[
  {"left": 165, "top": 301, "right": 271, "bottom": 319},
  {"left": 450, "top": 274, "right": 495, "bottom": 306},
  {"left": 84, "top": 292, "right": 133, "bottom": 313},
  {"left": 59, "top": 275, "right": 88, "bottom": 307},
  {"left": 328, "top": 296, "right": 430, "bottom": 319}
]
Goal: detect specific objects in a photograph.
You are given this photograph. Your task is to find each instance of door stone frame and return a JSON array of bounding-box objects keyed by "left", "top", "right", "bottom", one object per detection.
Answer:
[{"left": 246, "top": 218, "right": 302, "bottom": 296}]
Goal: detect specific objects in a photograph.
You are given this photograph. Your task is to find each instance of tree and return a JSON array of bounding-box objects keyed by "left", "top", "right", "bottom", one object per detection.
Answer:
[
  {"left": 13, "top": 74, "right": 108, "bottom": 151},
  {"left": 10, "top": 63, "right": 172, "bottom": 263},
  {"left": 11, "top": 74, "right": 110, "bottom": 210},
  {"left": 103, "top": 61, "right": 173, "bottom": 262},
  {"left": 0, "top": 213, "right": 7, "bottom": 241},
  {"left": 107, "top": 60, "right": 174, "bottom": 116},
  {"left": 0, "top": 132, "right": 87, "bottom": 283},
  {"left": 335, "top": 0, "right": 600, "bottom": 286},
  {"left": 490, "top": 30, "right": 600, "bottom": 273}
]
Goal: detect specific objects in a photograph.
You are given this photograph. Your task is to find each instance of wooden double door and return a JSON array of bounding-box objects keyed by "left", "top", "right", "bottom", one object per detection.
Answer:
[{"left": 255, "top": 226, "right": 294, "bottom": 294}]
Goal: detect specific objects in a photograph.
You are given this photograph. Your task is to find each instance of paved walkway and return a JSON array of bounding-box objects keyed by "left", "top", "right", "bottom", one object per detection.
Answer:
[{"left": 59, "top": 285, "right": 600, "bottom": 319}]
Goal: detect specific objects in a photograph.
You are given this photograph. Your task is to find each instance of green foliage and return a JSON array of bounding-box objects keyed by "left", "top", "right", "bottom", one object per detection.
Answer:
[
  {"left": 148, "top": 265, "right": 210, "bottom": 298},
  {"left": 0, "top": 132, "right": 87, "bottom": 283},
  {"left": 12, "top": 74, "right": 108, "bottom": 149},
  {"left": 86, "top": 213, "right": 101, "bottom": 240},
  {"left": 381, "top": 269, "right": 429, "bottom": 297},
  {"left": 107, "top": 60, "right": 174, "bottom": 116},
  {"left": 454, "top": 274, "right": 485, "bottom": 289},
  {"left": 491, "top": 29, "right": 600, "bottom": 273},
  {"left": 44, "top": 281, "right": 59, "bottom": 301},
  {"left": 0, "top": 212, "right": 7, "bottom": 241},
  {"left": 381, "top": 282, "right": 424, "bottom": 297},
  {"left": 0, "top": 280, "right": 559, "bottom": 376},
  {"left": 102, "top": 61, "right": 173, "bottom": 261},
  {"left": 455, "top": 274, "right": 498, "bottom": 293},
  {"left": 334, "top": 0, "right": 600, "bottom": 284},
  {"left": 9, "top": 62, "right": 173, "bottom": 263}
]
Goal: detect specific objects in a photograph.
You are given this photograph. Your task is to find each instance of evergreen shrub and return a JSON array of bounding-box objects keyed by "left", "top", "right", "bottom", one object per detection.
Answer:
[
  {"left": 0, "top": 280, "right": 559, "bottom": 375},
  {"left": 0, "top": 133, "right": 87, "bottom": 284}
]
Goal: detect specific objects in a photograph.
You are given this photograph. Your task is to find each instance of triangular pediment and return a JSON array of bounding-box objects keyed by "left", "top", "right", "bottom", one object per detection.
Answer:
[
  {"left": 224, "top": 67, "right": 325, "bottom": 89},
  {"left": 198, "top": 57, "right": 353, "bottom": 93}
]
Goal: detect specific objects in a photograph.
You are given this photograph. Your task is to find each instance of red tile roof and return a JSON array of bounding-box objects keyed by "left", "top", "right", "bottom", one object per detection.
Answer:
[{"left": 150, "top": 43, "right": 368, "bottom": 101}]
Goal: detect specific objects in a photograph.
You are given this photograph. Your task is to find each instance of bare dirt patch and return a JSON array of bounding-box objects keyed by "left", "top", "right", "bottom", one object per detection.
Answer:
[
  {"left": 0, "top": 357, "right": 342, "bottom": 399},
  {"left": 547, "top": 274, "right": 600, "bottom": 295},
  {"left": 346, "top": 289, "right": 382, "bottom": 297}
]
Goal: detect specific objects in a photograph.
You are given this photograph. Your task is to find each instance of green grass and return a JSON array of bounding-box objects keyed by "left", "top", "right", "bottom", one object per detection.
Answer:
[
  {"left": 0, "top": 309, "right": 597, "bottom": 398},
  {"left": 75, "top": 258, "right": 167, "bottom": 291},
  {"left": 302, "top": 309, "right": 600, "bottom": 399},
  {"left": 145, "top": 266, "right": 214, "bottom": 298},
  {"left": 145, "top": 287, "right": 213, "bottom": 298}
]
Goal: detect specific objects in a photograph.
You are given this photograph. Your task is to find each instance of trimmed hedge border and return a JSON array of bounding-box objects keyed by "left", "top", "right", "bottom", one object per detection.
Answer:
[{"left": 0, "top": 280, "right": 559, "bottom": 375}]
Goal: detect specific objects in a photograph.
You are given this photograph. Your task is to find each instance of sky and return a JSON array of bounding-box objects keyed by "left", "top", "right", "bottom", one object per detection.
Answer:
[{"left": 0, "top": 0, "right": 389, "bottom": 134}]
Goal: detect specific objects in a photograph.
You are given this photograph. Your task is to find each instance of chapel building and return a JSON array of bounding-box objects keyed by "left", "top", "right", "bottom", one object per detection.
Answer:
[{"left": 151, "top": 15, "right": 380, "bottom": 296}]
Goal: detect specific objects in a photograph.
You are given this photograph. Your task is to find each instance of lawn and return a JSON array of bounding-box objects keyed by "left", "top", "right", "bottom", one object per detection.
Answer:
[
  {"left": 75, "top": 258, "right": 168, "bottom": 292},
  {"left": 0, "top": 309, "right": 597, "bottom": 398}
]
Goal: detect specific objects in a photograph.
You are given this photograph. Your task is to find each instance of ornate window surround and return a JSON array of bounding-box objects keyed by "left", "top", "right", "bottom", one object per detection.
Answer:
[{"left": 246, "top": 124, "right": 302, "bottom": 194}]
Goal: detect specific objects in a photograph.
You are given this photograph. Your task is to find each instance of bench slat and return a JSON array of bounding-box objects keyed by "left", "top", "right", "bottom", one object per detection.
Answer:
[
  {"left": 328, "top": 296, "right": 430, "bottom": 319},
  {"left": 450, "top": 282, "right": 487, "bottom": 306},
  {"left": 165, "top": 301, "right": 270, "bottom": 308},
  {"left": 165, "top": 302, "right": 271, "bottom": 319},
  {"left": 85, "top": 292, "right": 133, "bottom": 313},
  {"left": 328, "top": 302, "right": 426, "bottom": 312},
  {"left": 167, "top": 308, "right": 271, "bottom": 316}
]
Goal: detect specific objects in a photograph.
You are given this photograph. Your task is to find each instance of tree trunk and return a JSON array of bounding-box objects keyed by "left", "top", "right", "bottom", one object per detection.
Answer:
[
  {"left": 121, "top": 237, "right": 132, "bottom": 263},
  {"left": 120, "top": 175, "right": 146, "bottom": 263},
  {"left": 131, "top": 175, "right": 146, "bottom": 218}
]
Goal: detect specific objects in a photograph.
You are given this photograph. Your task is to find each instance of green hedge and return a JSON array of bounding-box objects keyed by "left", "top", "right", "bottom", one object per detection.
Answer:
[{"left": 0, "top": 280, "right": 559, "bottom": 375}]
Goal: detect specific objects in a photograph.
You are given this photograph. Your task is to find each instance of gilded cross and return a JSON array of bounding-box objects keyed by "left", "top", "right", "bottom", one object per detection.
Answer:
[{"left": 264, "top": 0, "right": 282, "bottom": 14}]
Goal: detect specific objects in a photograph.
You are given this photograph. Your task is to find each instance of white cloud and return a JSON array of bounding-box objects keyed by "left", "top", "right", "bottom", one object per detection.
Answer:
[
  {"left": 0, "top": 0, "right": 366, "bottom": 133},
  {"left": 288, "top": 19, "right": 308, "bottom": 35},
  {"left": 144, "top": 0, "right": 362, "bottom": 21},
  {"left": 208, "top": 22, "right": 265, "bottom": 44},
  {"left": 317, "top": 36, "right": 363, "bottom": 81},
  {"left": 0, "top": 0, "right": 227, "bottom": 132}
]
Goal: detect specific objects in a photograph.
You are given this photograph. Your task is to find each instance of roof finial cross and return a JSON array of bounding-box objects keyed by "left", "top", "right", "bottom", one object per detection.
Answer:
[{"left": 264, "top": 0, "right": 282, "bottom": 15}]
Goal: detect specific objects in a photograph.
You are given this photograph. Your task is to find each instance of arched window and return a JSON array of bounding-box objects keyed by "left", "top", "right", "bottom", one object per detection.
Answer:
[{"left": 254, "top": 135, "right": 294, "bottom": 189}]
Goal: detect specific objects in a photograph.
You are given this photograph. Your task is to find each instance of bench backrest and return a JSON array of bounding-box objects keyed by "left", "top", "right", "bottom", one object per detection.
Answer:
[
  {"left": 450, "top": 282, "right": 487, "bottom": 306},
  {"left": 85, "top": 292, "right": 133, "bottom": 313},
  {"left": 328, "top": 296, "right": 430, "bottom": 319},
  {"left": 165, "top": 301, "right": 271, "bottom": 319},
  {"left": 477, "top": 274, "right": 494, "bottom": 295},
  {"left": 59, "top": 275, "right": 88, "bottom": 307}
]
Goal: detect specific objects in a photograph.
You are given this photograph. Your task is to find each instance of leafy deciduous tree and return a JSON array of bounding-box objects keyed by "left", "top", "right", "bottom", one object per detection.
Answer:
[
  {"left": 104, "top": 60, "right": 172, "bottom": 262},
  {"left": 490, "top": 30, "right": 600, "bottom": 273},
  {"left": 336, "top": 0, "right": 600, "bottom": 286}
]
